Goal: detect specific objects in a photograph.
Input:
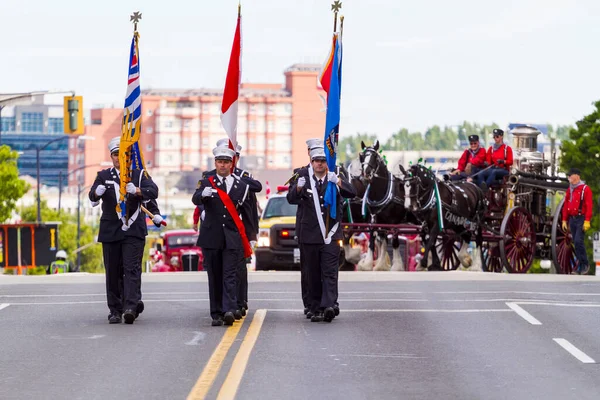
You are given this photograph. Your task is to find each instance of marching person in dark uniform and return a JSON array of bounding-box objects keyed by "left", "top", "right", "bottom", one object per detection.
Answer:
[
  {"left": 449, "top": 135, "right": 487, "bottom": 184},
  {"left": 89, "top": 137, "right": 159, "bottom": 324},
  {"left": 193, "top": 146, "right": 252, "bottom": 326},
  {"left": 287, "top": 138, "right": 325, "bottom": 317},
  {"left": 287, "top": 146, "right": 356, "bottom": 323},
  {"left": 203, "top": 139, "right": 262, "bottom": 318},
  {"left": 562, "top": 167, "right": 593, "bottom": 275}
]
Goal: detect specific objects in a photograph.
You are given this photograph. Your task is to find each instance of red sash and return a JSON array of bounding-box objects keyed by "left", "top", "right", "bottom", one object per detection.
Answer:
[{"left": 208, "top": 176, "right": 252, "bottom": 258}]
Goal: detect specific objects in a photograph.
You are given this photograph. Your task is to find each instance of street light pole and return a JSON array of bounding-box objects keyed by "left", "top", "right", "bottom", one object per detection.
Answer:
[
  {"left": 36, "top": 146, "right": 41, "bottom": 223},
  {"left": 36, "top": 135, "right": 93, "bottom": 223},
  {"left": 77, "top": 182, "right": 81, "bottom": 271}
]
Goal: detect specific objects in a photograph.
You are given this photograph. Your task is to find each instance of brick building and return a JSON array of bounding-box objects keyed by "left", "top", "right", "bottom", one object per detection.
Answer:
[{"left": 69, "top": 63, "right": 325, "bottom": 192}]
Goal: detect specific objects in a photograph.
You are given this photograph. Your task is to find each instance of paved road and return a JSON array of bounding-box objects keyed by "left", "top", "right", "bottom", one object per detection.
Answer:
[{"left": 1, "top": 272, "right": 600, "bottom": 400}]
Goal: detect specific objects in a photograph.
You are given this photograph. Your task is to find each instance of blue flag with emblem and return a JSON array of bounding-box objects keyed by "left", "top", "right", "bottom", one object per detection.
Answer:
[{"left": 323, "top": 33, "right": 342, "bottom": 220}]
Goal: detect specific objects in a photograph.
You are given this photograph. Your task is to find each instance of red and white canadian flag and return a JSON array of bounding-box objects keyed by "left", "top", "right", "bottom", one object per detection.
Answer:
[{"left": 221, "top": 5, "right": 242, "bottom": 169}]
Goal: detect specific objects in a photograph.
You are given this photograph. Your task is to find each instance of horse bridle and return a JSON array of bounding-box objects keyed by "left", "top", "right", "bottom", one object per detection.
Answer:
[
  {"left": 361, "top": 148, "right": 385, "bottom": 181},
  {"left": 405, "top": 170, "right": 436, "bottom": 211}
]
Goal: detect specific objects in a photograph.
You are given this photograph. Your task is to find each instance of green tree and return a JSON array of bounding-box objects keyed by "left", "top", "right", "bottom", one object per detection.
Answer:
[
  {"left": 0, "top": 146, "right": 29, "bottom": 222},
  {"left": 338, "top": 132, "right": 378, "bottom": 164},
  {"left": 19, "top": 201, "right": 104, "bottom": 273}
]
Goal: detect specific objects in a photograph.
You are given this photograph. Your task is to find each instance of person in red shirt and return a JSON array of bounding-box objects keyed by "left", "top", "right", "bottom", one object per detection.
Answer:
[
  {"left": 561, "top": 167, "right": 593, "bottom": 274},
  {"left": 449, "top": 134, "right": 487, "bottom": 184},
  {"left": 480, "top": 128, "right": 513, "bottom": 191}
]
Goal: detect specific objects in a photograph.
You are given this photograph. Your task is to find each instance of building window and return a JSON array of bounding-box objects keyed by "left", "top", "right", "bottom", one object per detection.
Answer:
[
  {"left": 146, "top": 127, "right": 153, "bottom": 134},
  {"left": 202, "top": 137, "right": 208, "bottom": 148},
  {"left": 249, "top": 104, "right": 256, "bottom": 114},
  {"left": 183, "top": 120, "right": 191, "bottom": 129},
  {"left": 202, "top": 120, "right": 209, "bottom": 131},
  {"left": 183, "top": 137, "right": 190, "bottom": 147},
  {"left": 183, "top": 153, "right": 190, "bottom": 163},
  {"left": 146, "top": 144, "right": 153, "bottom": 151},
  {"left": 48, "top": 118, "right": 64, "bottom": 133},
  {"left": 69, "top": 155, "right": 74, "bottom": 164},
  {"left": 1, "top": 117, "right": 15, "bottom": 132},
  {"left": 164, "top": 120, "right": 173, "bottom": 129},
  {"left": 283, "top": 104, "right": 292, "bottom": 114},
  {"left": 91, "top": 119, "right": 102, "bottom": 125},
  {"left": 167, "top": 138, "right": 173, "bottom": 147},
  {"left": 267, "top": 121, "right": 274, "bottom": 132},
  {"left": 21, "top": 112, "right": 44, "bottom": 133},
  {"left": 249, "top": 121, "right": 256, "bottom": 132},
  {"left": 267, "top": 139, "right": 274, "bottom": 149},
  {"left": 267, "top": 104, "right": 274, "bottom": 115}
]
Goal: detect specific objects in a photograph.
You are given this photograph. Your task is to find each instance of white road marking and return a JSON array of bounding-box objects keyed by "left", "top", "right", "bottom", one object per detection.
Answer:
[
  {"left": 267, "top": 308, "right": 513, "bottom": 313},
  {"left": 0, "top": 303, "right": 9, "bottom": 311},
  {"left": 553, "top": 338, "right": 596, "bottom": 364},
  {"left": 330, "top": 354, "right": 426, "bottom": 359},
  {"left": 185, "top": 331, "right": 206, "bottom": 346},
  {"left": 513, "top": 302, "right": 600, "bottom": 308},
  {"left": 0, "top": 291, "right": 423, "bottom": 298},
  {"left": 435, "top": 291, "right": 600, "bottom": 296},
  {"left": 50, "top": 335, "right": 105, "bottom": 340},
  {"left": 506, "top": 302, "right": 542, "bottom": 325}
]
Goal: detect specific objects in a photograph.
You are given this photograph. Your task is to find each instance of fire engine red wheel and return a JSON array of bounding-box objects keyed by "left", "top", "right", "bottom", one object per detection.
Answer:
[
  {"left": 552, "top": 199, "right": 578, "bottom": 274},
  {"left": 499, "top": 207, "right": 536, "bottom": 273},
  {"left": 435, "top": 231, "right": 464, "bottom": 271}
]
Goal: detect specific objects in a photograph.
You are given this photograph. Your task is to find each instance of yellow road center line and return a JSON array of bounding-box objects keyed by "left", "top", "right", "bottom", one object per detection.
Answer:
[
  {"left": 217, "top": 309, "right": 267, "bottom": 400},
  {"left": 186, "top": 317, "right": 246, "bottom": 400}
]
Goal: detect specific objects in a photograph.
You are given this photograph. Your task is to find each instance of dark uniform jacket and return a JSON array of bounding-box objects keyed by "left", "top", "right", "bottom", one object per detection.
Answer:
[
  {"left": 287, "top": 172, "right": 356, "bottom": 244},
  {"left": 202, "top": 167, "right": 262, "bottom": 241},
  {"left": 193, "top": 175, "right": 250, "bottom": 249},
  {"left": 290, "top": 165, "right": 310, "bottom": 243},
  {"left": 89, "top": 168, "right": 159, "bottom": 242}
]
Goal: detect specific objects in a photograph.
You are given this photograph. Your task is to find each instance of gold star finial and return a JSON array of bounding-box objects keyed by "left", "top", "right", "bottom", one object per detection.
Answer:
[
  {"left": 130, "top": 11, "right": 142, "bottom": 24},
  {"left": 331, "top": 1, "right": 342, "bottom": 13}
]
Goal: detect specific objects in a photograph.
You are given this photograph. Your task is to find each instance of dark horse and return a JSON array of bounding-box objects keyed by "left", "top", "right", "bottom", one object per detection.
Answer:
[
  {"left": 357, "top": 140, "right": 415, "bottom": 271},
  {"left": 402, "top": 163, "right": 486, "bottom": 271}
]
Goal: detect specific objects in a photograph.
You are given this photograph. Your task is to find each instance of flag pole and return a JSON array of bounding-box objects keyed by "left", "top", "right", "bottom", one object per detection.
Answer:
[{"left": 326, "top": 1, "right": 342, "bottom": 233}]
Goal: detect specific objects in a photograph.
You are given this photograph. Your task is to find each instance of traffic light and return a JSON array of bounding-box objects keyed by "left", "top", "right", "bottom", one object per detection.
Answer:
[{"left": 63, "top": 96, "right": 84, "bottom": 134}]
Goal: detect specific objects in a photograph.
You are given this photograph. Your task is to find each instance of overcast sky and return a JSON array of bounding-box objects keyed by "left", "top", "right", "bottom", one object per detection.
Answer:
[{"left": 2, "top": 0, "right": 599, "bottom": 141}]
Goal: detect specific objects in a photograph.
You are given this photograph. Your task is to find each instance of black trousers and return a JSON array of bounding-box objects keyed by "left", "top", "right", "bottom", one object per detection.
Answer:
[
  {"left": 203, "top": 248, "right": 243, "bottom": 319},
  {"left": 102, "top": 236, "right": 145, "bottom": 314},
  {"left": 236, "top": 258, "right": 248, "bottom": 310},
  {"left": 303, "top": 242, "right": 340, "bottom": 313},
  {"left": 299, "top": 243, "right": 309, "bottom": 308}
]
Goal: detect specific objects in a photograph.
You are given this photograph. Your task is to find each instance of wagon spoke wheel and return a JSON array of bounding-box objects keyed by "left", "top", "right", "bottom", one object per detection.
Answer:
[
  {"left": 435, "top": 230, "right": 465, "bottom": 271},
  {"left": 500, "top": 207, "right": 536, "bottom": 273},
  {"left": 551, "top": 199, "right": 578, "bottom": 274},
  {"left": 481, "top": 241, "right": 503, "bottom": 273}
]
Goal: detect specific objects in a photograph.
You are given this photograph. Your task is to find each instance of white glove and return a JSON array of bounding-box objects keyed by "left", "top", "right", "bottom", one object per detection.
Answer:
[
  {"left": 152, "top": 215, "right": 163, "bottom": 225},
  {"left": 201, "top": 210, "right": 206, "bottom": 221},
  {"left": 297, "top": 177, "right": 306, "bottom": 188},
  {"left": 201, "top": 187, "right": 213, "bottom": 198},
  {"left": 95, "top": 185, "right": 106, "bottom": 196},
  {"left": 90, "top": 200, "right": 100, "bottom": 207},
  {"left": 327, "top": 171, "right": 339, "bottom": 184},
  {"left": 126, "top": 182, "right": 137, "bottom": 195},
  {"left": 250, "top": 240, "right": 257, "bottom": 249}
]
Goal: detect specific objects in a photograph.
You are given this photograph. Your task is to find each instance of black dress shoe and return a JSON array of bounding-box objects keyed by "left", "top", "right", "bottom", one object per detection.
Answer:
[
  {"left": 135, "top": 301, "right": 144, "bottom": 318},
  {"left": 233, "top": 310, "right": 243, "bottom": 320},
  {"left": 333, "top": 305, "right": 340, "bottom": 317},
  {"left": 223, "top": 312, "right": 235, "bottom": 325},
  {"left": 323, "top": 307, "right": 335, "bottom": 323},
  {"left": 240, "top": 308, "right": 247, "bottom": 317},
  {"left": 108, "top": 313, "right": 122, "bottom": 324},
  {"left": 123, "top": 310, "right": 136, "bottom": 324},
  {"left": 211, "top": 318, "right": 224, "bottom": 327},
  {"left": 304, "top": 307, "right": 309, "bottom": 315},
  {"left": 306, "top": 311, "right": 314, "bottom": 319},
  {"left": 311, "top": 312, "right": 323, "bottom": 322}
]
